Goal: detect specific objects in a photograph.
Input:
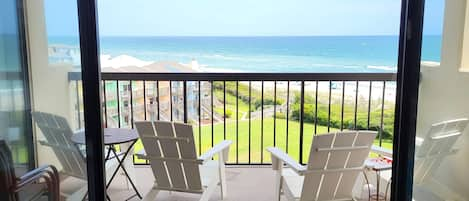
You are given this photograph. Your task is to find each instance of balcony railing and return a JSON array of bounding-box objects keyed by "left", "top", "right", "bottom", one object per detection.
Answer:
[{"left": 69, "top": 72, "right": 397, "bottom": 165}]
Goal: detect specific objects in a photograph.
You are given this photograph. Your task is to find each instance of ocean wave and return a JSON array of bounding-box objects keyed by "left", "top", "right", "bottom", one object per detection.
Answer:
[
  {"left": 203, "top": 54, "right": 272, "bottom": 62},
  {"left": 199, "top": 66, "right": 244, "bottom": 73},
  {"left": 366, "top": 65, "right": 396, "bottom": 71}
]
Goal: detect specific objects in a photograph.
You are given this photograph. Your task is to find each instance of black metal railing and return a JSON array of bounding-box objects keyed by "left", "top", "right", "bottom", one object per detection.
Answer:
[{"left": 69, "top": 72, "right": 397, "bottom": 165}]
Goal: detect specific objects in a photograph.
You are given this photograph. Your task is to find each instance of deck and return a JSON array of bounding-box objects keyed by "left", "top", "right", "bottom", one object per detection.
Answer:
[{"left": 108, "top": 166, "right": 277, "bottom": 201}]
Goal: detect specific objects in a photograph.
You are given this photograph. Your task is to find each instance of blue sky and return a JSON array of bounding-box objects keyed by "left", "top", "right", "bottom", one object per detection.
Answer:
[
  {"left": 44, "top": 0, "right": 444, "bottom": 36},
  {"left": 0, "top": 0, "right": 19, "bottom": 34}
]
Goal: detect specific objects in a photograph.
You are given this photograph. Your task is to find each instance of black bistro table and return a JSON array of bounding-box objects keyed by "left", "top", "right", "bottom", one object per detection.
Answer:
[{"left": 71, "top": 128, "right": 142, "bottom": 200}]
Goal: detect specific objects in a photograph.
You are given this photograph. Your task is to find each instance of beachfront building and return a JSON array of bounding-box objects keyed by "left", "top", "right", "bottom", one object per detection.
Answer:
[
  {"left": 100, "top": 61, "right": 198, "bottom": 127},
  {"left": 1, "top": 0, "right": 469, "bottom": 201}
]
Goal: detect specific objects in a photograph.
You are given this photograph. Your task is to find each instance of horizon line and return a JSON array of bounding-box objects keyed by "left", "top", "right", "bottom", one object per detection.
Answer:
[{"left": 48, "top": 34, "right": 443, "bottom": 38}]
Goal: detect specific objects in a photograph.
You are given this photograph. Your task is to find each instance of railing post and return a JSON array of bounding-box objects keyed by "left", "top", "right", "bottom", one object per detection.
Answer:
[
  {"left": 198, "top": 81, "right": 202, "bottom": 155},
  {"left": 248, "top": 81, "right": 251, "bottom": 163},
  {"left": 75, "top": 80, "right": 81, "bottom": 129},
  {"left": 236, "top": 81, "right": 239, "bottom": 163},
  {"left": 354, "top": 81, "right": 359, "bottom": 129},
  {"left": 156, "top": 81, "right": 160, "bottom": 120},
  {"left": 380, "top": 81, "right": 386, "bottom": 146},
  {"left": 103, "top": 81, "right": 107, "bottom": 128},
  {"left": 211, "top": 81, "right": 214, "bottom": 148},
  {"left": 314, "top": 81, "right": 318, "bottom": 135},
  {"left": 273, "top": 81, "right": 277, "bottom": 147},
  {"left": 170, "top": 81, "right": 173, "bottom": 121},
  {"left": 184, "top": 81, "right": 188, "bottom": 123},
  {"left": 299, "top": 81, "right": 305, "bottom": 164},
  {"left": 117, "top": 80, "right": 121, "bottom": 128},
  {"left": 328, "top": 81, "right": 332, "bottom": 132},
  {"left": 261, "top": 81, "right": 264, "bottom": 163},
  {"left": 223, "top": 81, "right": 226, "bottom": 140},
  {"left": 143, "top": 81, "right": 147, "bottom": 121},
  {"left": 367, "top": 81, "right": 372, "bottom": 129},
  {"left": 129, "top": 80, "right": 134, "bottom": 128},
  {"left": 286, "top": 81, "right": 290, "bottom": 153}
]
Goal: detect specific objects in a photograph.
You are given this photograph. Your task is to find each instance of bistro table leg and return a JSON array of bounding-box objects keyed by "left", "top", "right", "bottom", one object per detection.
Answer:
[
  {"left": 104, "top": 146, "right": 113, "bottom": 201},
  {"left": 376, "top": 171, "right": 380, "bottom": 201},
  {"left": 106, "top": 140, "right": 142, "bottom": 199},
  {"left": 373, "top": 170, "right": 387, "bottom": 201},
  {"left": 105, "top": 146, "right": 112, "bottom": 161},
  {"left": 385, "top": 178, "right": 391, "bottom": 201},
  {"left": 363, "top": 171, "right": 372, "bottom": 201}
]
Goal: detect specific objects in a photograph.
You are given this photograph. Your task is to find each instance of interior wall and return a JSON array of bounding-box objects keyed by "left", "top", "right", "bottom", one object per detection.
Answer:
[
  {"left": 416, "top": 0, "right": 469, "bottom": 199},
  {"left": 25, "top": 0, "right": 75, "bottom": 169}
]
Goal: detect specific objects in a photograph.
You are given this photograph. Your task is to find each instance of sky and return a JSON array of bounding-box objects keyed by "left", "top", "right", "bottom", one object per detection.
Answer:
[
  {"left": 0, "top": 0, "right": 20, "bottom": 34},
  {"left": 44, "top": 0, "right": 445, "bottom": 36}
]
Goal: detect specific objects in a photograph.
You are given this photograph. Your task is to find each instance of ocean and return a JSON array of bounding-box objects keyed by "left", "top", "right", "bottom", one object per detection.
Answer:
[{"left": 48, "top": 35, "right": 442, "bottom": 73}]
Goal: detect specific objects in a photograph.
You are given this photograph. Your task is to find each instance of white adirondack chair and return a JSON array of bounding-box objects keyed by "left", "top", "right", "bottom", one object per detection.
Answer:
[
  {"left": 135, "top": 121, "right": 232, "bottom": 201},
  {"left": 32, "top": 112, "right": 131, "bottom": 200},
  {"left": 268, "top": 131, "right": 377, "bottom": 201},
  {"left": 370, "top": 118, "right": 469, "bottom": 200},
  {"left": 413, "top": 118, "right": 468, "bottom": 185},
  {"left": 412, "top": 118, "right": 468, "bottom": 201}
]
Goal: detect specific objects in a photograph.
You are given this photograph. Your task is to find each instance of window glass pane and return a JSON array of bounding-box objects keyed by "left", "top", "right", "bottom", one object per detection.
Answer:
[
  {"left": 414, "top": 0, "right": 469, "bottom": 200},
  {"left": 27, "top": 0, "right": 90, "bottom": 199},
  {"left": 0, "top": 0, "right": 32, "bottom": 175}
]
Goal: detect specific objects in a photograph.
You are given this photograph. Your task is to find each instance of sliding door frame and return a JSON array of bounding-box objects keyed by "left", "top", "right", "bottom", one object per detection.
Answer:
[
  {"left": 76, "top": 0, "right": 106, "bottom": 200},
  {"left": 16, "top": 0, "right": 35, "bottom": 170},
  {"left": 391, "top": 0, "right": 425, "bottom": 200}
]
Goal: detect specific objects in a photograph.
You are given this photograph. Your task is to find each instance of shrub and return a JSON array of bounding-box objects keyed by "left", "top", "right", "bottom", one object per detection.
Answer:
[
  {"left": 275, "top": 112, "right": 287, "bottom": 119},
  {"left": 290, "top": 101, "right": 395, "bottom": 140},
  {"left": 253, "top": 98, "right": 284, "bottom": 110},
  {"left": 224, "top": 109, "right": 233, "bottom": 118}
]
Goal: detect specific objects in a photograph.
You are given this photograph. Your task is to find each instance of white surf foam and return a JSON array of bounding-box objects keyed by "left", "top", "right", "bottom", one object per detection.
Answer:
[
  {"left": 100, "top": 54, "right": 153, "bottom": 68},
  {"left": 366, "top": 65, "right": 397, "bottom": 71}
]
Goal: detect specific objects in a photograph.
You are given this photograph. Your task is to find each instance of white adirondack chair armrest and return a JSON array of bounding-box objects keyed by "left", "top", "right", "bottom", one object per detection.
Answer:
[
  {"left": 136, "top": 149, "right": 204, "bottom": 164},
  {"left": 371, "top": 145, "right": 393, "bottom": 158},
  {"left": 199, "top": 140, "right": 232, "bottom": 162},
  {"left": 267, "top": 147, "right": 306, "bottom": 175}
]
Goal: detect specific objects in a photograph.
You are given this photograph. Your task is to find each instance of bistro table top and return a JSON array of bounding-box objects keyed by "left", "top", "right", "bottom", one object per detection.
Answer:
[
  {"left": 71, "top": 128, "right": 139, "bottom": 145},
  {"left": 365, "top": 157, "right": 393, "bottom": 171}
]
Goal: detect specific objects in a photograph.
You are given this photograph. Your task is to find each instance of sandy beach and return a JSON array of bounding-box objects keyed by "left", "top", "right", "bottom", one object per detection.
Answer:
[{"left": 247, "top": 81, "right": 396, "bottom": 103}]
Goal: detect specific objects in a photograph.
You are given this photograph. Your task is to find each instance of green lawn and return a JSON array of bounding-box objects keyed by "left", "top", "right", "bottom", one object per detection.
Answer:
[
  {"left": 214, "top": 89, "right": 251, "bottom": 116},
  {"left": 133, "top": 117, "right": 392, "bottom": 164}
]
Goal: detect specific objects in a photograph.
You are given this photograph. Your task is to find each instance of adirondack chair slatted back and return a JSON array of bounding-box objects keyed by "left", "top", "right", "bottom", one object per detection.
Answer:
[
  {"left": 32, "top": 112, "right": 87, "bottom": 179},
  {"left": 135, "top": 121, "right": 203, "bottom": 192},
  {"left": 302, "top": 131, "right": 376, "bottom": 201},
  {"left": 0, "top": 141, "right": 18, "bottom": 201},
  {"left": 414, "top": 118, "right": 469, "bottom": 184}
]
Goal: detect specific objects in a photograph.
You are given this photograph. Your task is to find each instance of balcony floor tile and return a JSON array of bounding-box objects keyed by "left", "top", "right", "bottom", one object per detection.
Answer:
[{"left": 107, "top": 166, "right": 278, "bottom": 201}]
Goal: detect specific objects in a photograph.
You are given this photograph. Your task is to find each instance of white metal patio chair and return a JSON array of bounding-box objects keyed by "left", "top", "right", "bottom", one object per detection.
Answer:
[
  {"left": 31, "top": 112, "right": 133, "bottom": 200},
  {"left": 268, "top": 131, "right": 377, "bottom": 201},
  {"left": 135, "top": 121, "right": 232, "bottom": 201}
]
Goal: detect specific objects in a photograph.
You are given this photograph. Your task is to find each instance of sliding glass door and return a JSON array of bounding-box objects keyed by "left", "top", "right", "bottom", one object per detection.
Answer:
[
  {"left": 412, "top": 0, "right": 469, "bottom": 200},
  {"left": 0, "top": 0, "right": 34, "bottom": 174},
  {"left": 1, "top": 0, "right": 104, "bottom": 200},
  {"left": 24, "top": 0, "right": 92, "bottom": 199}
]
